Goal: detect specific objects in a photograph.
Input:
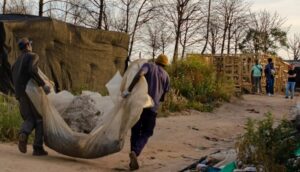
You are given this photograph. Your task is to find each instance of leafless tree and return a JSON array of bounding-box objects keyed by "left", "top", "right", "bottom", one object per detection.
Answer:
[
  {"left": 143, "top": 23, "right": 161, "bottom": 60},
  {"left": 110, "top": 0, "right": 156, "bottom": 69},
  {"left": 208, "top": 16, "right": 222, "bottom": 54},
  {"left": 288, "top": 34, "right": 300, "bottom": 60},
  {"left": 161, "top": 0, "right": 203, "bottom": 63},
  {"left": 239, "top": 10, "right": 288, "bottom": 54},
  {"left": 1, "top": 0, "right": 7, "bottom": 14},
  {"left": 39, "top": 0, "right": 44, "bottom": 16},
  {"left": 78, "top": 0, "right": 107, "bottom": 29},
  {"left": 201, "top": 0, "right": 211, "bottom": 54},
  {"left": 179, "top": 2, "right": 205, "bottom": 59},
  {"left": 5, "top": 0, "right": 33, "bottom": 14},
  {"left": 215, "top": 0, "right": 250, "bottom": 56},
  {"left": 142, "top": 21, "right": 173, "bottom": 59}
]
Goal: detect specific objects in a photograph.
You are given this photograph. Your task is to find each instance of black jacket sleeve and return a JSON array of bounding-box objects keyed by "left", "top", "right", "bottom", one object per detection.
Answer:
[{"left": 29, "top": 54, "right": 45, "bottom": 87}]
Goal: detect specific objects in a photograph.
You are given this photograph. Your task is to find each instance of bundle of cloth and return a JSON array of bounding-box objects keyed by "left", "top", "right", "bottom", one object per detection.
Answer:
[{"left": 25, "top": 60, "right": 153, "bottom": 159}]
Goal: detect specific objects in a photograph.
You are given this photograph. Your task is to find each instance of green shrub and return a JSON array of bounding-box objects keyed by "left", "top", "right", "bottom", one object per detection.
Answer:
[
  {"left": 165, "top": 57, "right": 235, "bottom": 112},
  {"left": 161, "top": 89, "right": 188, "bottom": 113},
  {"left": 236, "top": 113, "right": 298, "bottom": 171},
  {"left": 0, "top": 94, "right": 21, "bottom": 142}
]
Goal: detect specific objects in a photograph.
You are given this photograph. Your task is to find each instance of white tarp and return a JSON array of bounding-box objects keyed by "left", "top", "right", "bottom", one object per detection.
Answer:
[{"left": 25, "top": 60, "right": 153, "bottom": 159}]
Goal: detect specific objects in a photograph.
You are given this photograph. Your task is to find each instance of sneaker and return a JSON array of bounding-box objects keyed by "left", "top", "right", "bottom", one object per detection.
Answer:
[
  {"left": 33, "top": 148, "right": 48, "bottom": 156},
  {"left": 291, "top": 96, "right": 294, "bottom": 99},
  {"left": 129, "top": 151, "right": 139, "bottom": 171},
  {"left": 285, "top": 96, "right": 289, "bottom": 99},
  {"left": 268, "top": 93, "right": 271, "bottom": 96},
  {"left": 18, "top": 133, "right": 28, "bottom": 153}
]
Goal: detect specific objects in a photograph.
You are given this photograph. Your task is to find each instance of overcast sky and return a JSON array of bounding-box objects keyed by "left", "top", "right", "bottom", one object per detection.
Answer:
[{"left": 251, "top": 0, "right": 300, "bottom": 59}]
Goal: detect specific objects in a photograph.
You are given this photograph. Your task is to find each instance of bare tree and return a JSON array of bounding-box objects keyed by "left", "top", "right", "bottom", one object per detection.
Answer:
[
  {"left": 161, "top": 0, "right": 203, "bottom": 63},
  {"left": 143, "top": 23, "right": 160, "bottom": 59},
  {"left": 79, "top": 0, "right": 107, "bottom": 29},
  {"left": 39, "top": 0, "right": 44, "bottom": 16},
  {"left": 159, "top": 24, "right": 173, "bottom": 54},
  {"left": 179, "top": 2, "right": 204, "bottom": 59},
  {"left": 5, "top": 0, "right": 33, "bottom": 14},
  {"left": 208, "top": 16, "right": 222, "bottom": 54},
  {"left": 2, "top": 0, "right": 7, "bottom": 14},
  {"left": 215, "top": 0, "right": 250, "bottom": 56},
  {"left": 239, "top": 10, "right": 288, "bottom": 55},
  {"left": 201, "top": 0, "right": 211, "bottom": 54},
  {"left": 109, "top": 0, "right": 156, "bottom": 70},
  {"left": 288, "top": 34, "right": 300, "bottom": 60},
  {"left": 142, "top": 21, "right": 172, "bottom": 59}
]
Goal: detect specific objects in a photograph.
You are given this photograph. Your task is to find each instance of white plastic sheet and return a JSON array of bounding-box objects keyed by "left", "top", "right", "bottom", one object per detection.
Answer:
[{"left": 25, "top": 60, "right": 153, "bottom": 159}]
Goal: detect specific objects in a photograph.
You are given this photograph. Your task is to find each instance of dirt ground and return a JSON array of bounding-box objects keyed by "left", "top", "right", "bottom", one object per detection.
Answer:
[{"left": 0, "top": 94, "right": 297, "bottom": 172}]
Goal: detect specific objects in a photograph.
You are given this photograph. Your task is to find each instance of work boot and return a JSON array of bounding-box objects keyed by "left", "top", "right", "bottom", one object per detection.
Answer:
[
  {"left": 18, "top": 133, "right": 28, "bottom": 153},
  {"left": 129, "top": 151, "right": 139, "bottom": 171},
  {"left": 33, "top": 147, "right": 48, "bottom": 156}
]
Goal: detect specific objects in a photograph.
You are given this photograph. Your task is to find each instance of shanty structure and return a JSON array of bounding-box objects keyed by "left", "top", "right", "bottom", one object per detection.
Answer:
[{"left": 187, "top": 54, "right": 290, "bottom": 93}]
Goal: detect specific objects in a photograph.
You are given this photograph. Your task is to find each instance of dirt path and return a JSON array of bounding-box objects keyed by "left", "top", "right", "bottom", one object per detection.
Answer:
[{"left": 0, "top": 94, "right": 297, "bottom": 172}]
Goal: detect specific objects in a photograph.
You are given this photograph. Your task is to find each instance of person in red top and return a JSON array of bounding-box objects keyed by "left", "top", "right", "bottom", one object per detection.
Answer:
[{"left": 122, "top": 54, "right": 170, "bottom": 170}]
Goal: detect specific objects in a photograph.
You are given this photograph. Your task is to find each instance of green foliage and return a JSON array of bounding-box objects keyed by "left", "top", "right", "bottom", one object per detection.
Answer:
[
  {"left": 239, "top": 28, "right": 288, "bottom": 55},
  {"left": 0, "top": 94, "right": 22, "bottom": 142},
  {"left": 161, "top": 89, "right": 188, "bottom": 113},
  {"left": 163, "top": 57, "right": 234, "bottom": 112},
  {"left": 236, "top": 113, "right": 298, "bottom": 171}
]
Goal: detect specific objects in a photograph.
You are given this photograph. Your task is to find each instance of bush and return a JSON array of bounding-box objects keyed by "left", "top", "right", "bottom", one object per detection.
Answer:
[
  {"left": 236, "top": 113, "right": 298, "bottom": 171},
  {"left": 161, "top": 89, "right": 188, "bottom": 113},
  {"left": 164, "top": 57, "right": 234, "bottom": 112},
  {"left": 0, "top": 93, "right": 21, "bottom": 142}
]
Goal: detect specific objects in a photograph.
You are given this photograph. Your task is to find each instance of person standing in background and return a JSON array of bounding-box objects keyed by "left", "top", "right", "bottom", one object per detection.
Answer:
[
  {"left": 265, "top": 58, "right": 275, "bottom": 96},
  {"left": 251, "top": 59, "right": 263, "bottom": 94},
  {"left": 286, "top": 64, "right": 297, "bottom": 99}
]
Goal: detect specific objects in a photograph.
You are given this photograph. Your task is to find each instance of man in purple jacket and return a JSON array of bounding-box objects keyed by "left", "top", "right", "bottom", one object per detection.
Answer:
[{"left": 122, "top": 54, "right": 170, "bottom": 170}]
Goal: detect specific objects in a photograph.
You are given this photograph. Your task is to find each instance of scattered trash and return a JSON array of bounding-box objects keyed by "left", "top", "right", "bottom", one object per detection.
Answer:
[
  {"left": 204, "top": 136, "right": 219, "bottom": 142},
  {"left": 245, "top": 109, "right": 259, "bottom": 113}
]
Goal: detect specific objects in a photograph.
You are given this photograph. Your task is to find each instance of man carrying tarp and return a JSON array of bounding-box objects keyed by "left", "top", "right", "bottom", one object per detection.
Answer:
[
  {"left": 122, "top": 54, "right": 170, "bottom": 170},
  {"left": 12, "top": 38, "right": 50, "bottom": 156}
]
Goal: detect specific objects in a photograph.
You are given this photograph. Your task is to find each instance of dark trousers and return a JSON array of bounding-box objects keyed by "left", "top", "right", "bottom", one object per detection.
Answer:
[
  {"left": 18, "top": 94, "right": 44, "bottom": 149},
  {"left": 252, "top": 76, "right": 262, "bottom": 93},
  {"left": 266, "top": 78, "right": 274, "bottom": 94},
  {"left": 131, "top": 108, "right": 157, "bottom": 156}
]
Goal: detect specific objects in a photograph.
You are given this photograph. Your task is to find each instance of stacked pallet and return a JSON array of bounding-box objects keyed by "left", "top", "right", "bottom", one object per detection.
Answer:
[{"left": 186, "top": 54, "right": 289, "bottom": 93}]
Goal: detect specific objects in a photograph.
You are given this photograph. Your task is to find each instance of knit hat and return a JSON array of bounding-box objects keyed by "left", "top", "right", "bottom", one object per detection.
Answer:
[{"left": 155, "top": 54, "right": 169, "bottom": 66}]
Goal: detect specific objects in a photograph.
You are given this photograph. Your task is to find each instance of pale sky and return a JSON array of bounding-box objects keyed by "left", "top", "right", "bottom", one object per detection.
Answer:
[{"left": 251, "top": 0, "right": 300, "bottom": 59}]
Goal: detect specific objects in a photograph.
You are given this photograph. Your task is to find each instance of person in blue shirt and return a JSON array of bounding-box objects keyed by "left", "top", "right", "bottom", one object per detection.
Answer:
[
  {"left": 122, "top": 54, "right": 170, "bottom": 170},
  {"left": 251, "top": 59, "right": 263, "bottom": 94}
]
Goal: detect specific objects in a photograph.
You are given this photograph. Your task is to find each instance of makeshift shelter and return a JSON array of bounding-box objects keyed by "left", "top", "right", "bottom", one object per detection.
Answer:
[
  {"left": 187, "top": 54, "right": 290, "bottom": 93},
  {"left": 0, "top": 14, "right": 129, "bottom": 93}
]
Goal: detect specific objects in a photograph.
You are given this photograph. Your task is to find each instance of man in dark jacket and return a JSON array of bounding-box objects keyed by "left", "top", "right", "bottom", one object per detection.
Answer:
[
  {"left": 12, "top": 38, "right": 50, "bottom": 156},
  {"left": 122, "top": 54, "right": 170, "bottom": 170},
  {"left": 265, "top": 58, "right": 275, "bottom": 96}
]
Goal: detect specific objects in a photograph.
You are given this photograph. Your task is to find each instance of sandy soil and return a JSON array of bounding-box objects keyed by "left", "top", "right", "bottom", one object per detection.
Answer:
[{"left": 0, "top": 94, "right": 297, "bottom": 172}]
